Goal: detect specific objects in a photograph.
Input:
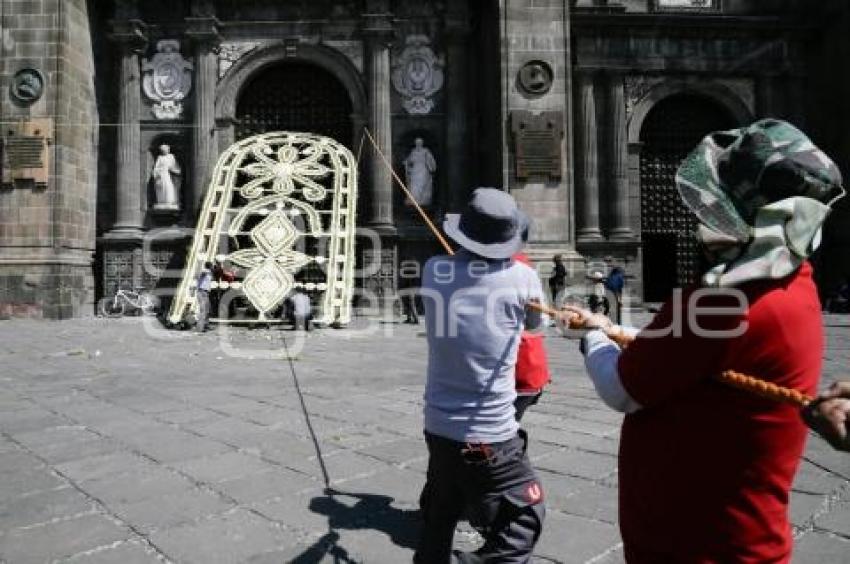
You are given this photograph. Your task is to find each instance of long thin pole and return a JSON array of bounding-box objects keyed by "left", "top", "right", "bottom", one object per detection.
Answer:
[
  {"left": 362, "top": 127, "right": 456, "bottom": 255},
  {"left": 361, "top": 127, "right": 563, "bottom": 321}
]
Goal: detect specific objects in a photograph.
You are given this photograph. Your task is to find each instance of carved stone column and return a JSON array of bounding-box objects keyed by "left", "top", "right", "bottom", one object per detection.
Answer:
[
  {"left": 445, "top": 4, "right": 470, "bottom": 213},
  {"left": 362, "top": 3, "right": 395, "bottom": 232},
  {"left": 186, "top": 16, "right": 220, "bottom": 217},
  {"left": 608, "top": 73, "right": 634, "bottom": 240},
  {"left": 576, "top": 72, "right": 603, "bottom": 242},
  {"left": 107, "top": 20, "right": 147, "bottom": 238}
]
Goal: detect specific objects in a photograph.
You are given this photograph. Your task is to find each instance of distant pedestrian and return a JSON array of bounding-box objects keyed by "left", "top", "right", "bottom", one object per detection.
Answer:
[
  {"left": 415, "top": 188, "right": 546, "bottom": 563},
  {"left": 823, "top": 277, "right": 850, "bottom": 313},
  {"left": 194, "top": 261, "right": 213, "bottom": 332},
  {"left": 399, "top": 271, "right": 419, "bottom": 325},
  {"left": 549, "top": 254, "right": 566, "bottom": 306},
  {"left": 586, "top": 271, "right": 609, "bottom": 315},
  {"left": 605, "top": 266, "right": 625, "bottom": 323},
  {"left": 512, "top": 213, "right": 551, "bottom": 421},
  {"left": 211, "top": 259, "right": 236, "bottom": 318},
  {"left": 289, "top": 290, "right": 313, "bottom": 331}
]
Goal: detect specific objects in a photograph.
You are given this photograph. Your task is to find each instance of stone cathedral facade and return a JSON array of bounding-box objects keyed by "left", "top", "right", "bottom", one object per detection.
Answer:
[{"left": 1, "top": 0, "right": 849, "bottom": 318}]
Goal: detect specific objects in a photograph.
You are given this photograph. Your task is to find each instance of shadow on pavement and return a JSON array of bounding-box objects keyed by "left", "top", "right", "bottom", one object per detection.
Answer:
[{"left": 290, "top": 488, "right": 420, "bottom": 563}]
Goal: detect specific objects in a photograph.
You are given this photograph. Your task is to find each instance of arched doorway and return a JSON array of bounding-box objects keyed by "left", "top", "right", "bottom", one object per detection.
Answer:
[
  {"left": 639, "top": 93, "right": 738, "bottom": 302},
  {"left": 235, "top": 62, "right": 353, "bottom": 146}
]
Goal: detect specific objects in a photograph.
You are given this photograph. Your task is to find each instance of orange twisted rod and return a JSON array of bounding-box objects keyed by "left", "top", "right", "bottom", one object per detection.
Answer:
[
  {"left": 716, "top": 370, "right": 813, "bottom": 407},
  {"left": 562, "top": 313, "right": 813, "bottom": 407}
]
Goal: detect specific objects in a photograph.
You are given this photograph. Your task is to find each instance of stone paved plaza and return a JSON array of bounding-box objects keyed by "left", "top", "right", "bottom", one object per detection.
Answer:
[{"left": 0, "top": 314, "right": 848, "bottom": 563}]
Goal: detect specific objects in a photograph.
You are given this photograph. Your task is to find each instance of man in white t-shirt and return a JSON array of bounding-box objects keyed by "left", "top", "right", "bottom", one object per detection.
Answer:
[
  {"left": 194, "top": 261, "right": 213, "bottom": 332},
  {"left": 414, "top": 188, "right": 546, "bottom": 563},
  {"left": 288, "top": 291, "right": 312, "bottom": 331}
]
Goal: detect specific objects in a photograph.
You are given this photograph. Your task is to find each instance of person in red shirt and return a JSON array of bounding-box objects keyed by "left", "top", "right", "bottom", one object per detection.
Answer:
[
  {"left": 512, "top": 213, "right": 551, "bottom": 421},
  {"left": 564, "top": 119, "right": 845, "bottom": 563}
]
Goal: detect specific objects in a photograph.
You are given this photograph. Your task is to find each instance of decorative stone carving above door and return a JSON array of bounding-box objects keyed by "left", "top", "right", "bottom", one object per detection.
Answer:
[
  {"left": 142, "top": 40, "right": 193, "bottom": 120},
  {"left": 391, "top": 35, "right": 444, "bottom": 115},
  {"left": 218, "top": 41, "right": 261, "bottom": 78}
]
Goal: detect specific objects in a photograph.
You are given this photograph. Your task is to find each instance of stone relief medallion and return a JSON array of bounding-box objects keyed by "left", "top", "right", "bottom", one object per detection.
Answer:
[
  {"left": 518, "top": 60, "right": 553, "bottom": 97},
  {"left": 624, "top": 75, "right": 754, "bottom": 118},
  {"left": 9, "top": 68, "right": 45, "bottom": 105},
  {"left": 142, "top": 40, "right": 193, "bottom": 120},
  {"left": 218, "top": 41, "right": 261, "bottom": 78},
  {"left": 392, "top": 35, "right": 444, "bottom": 115}
]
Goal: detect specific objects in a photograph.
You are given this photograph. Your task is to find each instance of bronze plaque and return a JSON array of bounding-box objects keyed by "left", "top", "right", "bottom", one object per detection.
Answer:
[
  {"left": 511, "top": 110, "right": 563, "bottom": 181},
  {"left": 4, "top": 136, "right": 43, "bottom": 169},
  {"left": 1, "top": 118, "right": 51, "bottom": 189}
]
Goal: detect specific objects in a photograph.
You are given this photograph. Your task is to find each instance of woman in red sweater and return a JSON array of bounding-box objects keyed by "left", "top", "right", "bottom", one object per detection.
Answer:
[{"left": 566, "top": 119, "right": 845, "bottom": 563}]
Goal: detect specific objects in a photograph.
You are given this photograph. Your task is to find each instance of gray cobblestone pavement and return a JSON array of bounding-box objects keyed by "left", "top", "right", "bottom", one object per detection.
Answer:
[{"left": 0, "top": 314, "right": 848, "bottom": 563}]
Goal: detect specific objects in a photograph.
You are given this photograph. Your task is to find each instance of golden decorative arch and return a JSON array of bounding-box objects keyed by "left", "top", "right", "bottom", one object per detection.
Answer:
[{"left": 167, "top": 131, "right": 358, "bottom": 326}]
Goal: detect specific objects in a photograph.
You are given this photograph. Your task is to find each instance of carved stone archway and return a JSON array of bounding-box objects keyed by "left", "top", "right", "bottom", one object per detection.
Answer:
[
  {"left": 215, "top": 43, "right": 368, "bottom": 151},
  {"left": 623, "top": 79, "right": 754, "bottom": 302},
  {"left": 627, "top": 79, "right": 753, "bottom": 145}
]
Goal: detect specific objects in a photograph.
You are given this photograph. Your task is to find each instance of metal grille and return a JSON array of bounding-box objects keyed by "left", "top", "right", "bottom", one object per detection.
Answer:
[
  {"left": 234, "top": 63, "right": 355, "bottom": 291},
  {"left": 639, "top": 93, "right": 736, "bottom": 301},
  {"left": 103, "top": 250, "right": 136, "bottom": 296},
  {"left": 235, "top": 62, "right": 353, "bottom": 148}
]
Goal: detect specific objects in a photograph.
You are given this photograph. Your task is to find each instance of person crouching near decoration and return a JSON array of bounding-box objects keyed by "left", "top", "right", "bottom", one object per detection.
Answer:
[
  {"left": 562, "top": 119, "right": 845, "bottom": 563},
  {"left": 512, "top": 212, "right": 552, "bottom": 422},
  {"left": 414, "top": 188, "right": 546, "bottom": 563}
]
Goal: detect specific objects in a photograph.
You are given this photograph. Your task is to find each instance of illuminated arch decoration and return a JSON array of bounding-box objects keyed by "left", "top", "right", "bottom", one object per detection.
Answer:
[{"left": 167, "top": 131, "right": 358, "bottom": 325}]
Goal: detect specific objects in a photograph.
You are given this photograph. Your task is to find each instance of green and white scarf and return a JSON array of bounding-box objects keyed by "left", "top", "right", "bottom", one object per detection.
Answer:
[{"left": 675, "top": 119, "right": 845, "bottom": 288}]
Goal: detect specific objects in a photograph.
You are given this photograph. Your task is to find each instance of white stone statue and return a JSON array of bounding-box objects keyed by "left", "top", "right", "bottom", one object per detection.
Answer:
[
  {"left": 151, "top": 144, "right": 181, "bottom": 210},
  {"left": 403, "top": 138, "right": 436, "bottom": 207}
]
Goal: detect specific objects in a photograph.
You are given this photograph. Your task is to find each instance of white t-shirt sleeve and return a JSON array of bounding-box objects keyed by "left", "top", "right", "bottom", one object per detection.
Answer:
[
  {"left": 582, "top": 329, "right": 642, "bottom": 414},
  {"left": 523, "top": 265, "right": 545, "bottom": 332}
]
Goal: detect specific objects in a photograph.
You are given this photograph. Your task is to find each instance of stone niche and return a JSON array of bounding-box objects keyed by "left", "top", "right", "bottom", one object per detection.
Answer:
[
  {"left": 143, "top": 133, "right": 187, "bottom": 221},
  {"left": 1, "top": 118, "right": 53, "bottom": 190}
]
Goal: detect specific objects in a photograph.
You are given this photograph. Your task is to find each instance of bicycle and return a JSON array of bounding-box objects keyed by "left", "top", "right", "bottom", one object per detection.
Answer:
[{"left": 98, "top": 287, "right": 159, "bottom": 317}]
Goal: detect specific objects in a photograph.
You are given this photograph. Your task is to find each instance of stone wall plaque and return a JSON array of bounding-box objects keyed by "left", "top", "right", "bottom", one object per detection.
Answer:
[
  {"left": 1, "top": 118, "right": 52, "bottom": 189},
  {"left": 511, "top": 111, "right": 564, "bottom": 181}
]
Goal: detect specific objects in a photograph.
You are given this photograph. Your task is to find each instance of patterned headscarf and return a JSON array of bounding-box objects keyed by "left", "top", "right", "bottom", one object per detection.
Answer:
[{"left": 676, "top": 119, "right": 845, "bottom": 287}]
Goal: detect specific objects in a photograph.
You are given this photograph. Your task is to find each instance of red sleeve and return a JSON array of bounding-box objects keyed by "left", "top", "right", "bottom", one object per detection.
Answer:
[
  {"left": 617, "top": 288, "right": 747, "bottom": 408},
  {"left": 516, "top": 332, "right": 550, "bottom": 391}
]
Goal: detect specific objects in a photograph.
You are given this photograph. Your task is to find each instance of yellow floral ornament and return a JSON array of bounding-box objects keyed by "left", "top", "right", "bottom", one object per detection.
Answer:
[{"left": 168, "top": 131, "right": 358, "bottom": 325}]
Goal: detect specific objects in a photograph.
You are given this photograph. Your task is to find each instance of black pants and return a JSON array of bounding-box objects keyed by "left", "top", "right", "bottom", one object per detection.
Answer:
[
  {"left": 293, "top": 313, "right": 312, "bottom": 331},
  {"left": 402, "top": 294, "right": 419, "bottom": 323},
  {"left": 514, "top": 392, "right": 543, "bottom": 422},
  {"left": 414, "top": 431, "right": 545, "bottom": 564}
]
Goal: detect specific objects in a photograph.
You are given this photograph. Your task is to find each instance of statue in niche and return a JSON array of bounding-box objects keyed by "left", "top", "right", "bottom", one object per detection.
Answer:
[
  {"left": 151, "top": 144, "right": 181, "bottom": 211},
  {"left": 403, "top": 138, "right": 436, "bottom": 207}
]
